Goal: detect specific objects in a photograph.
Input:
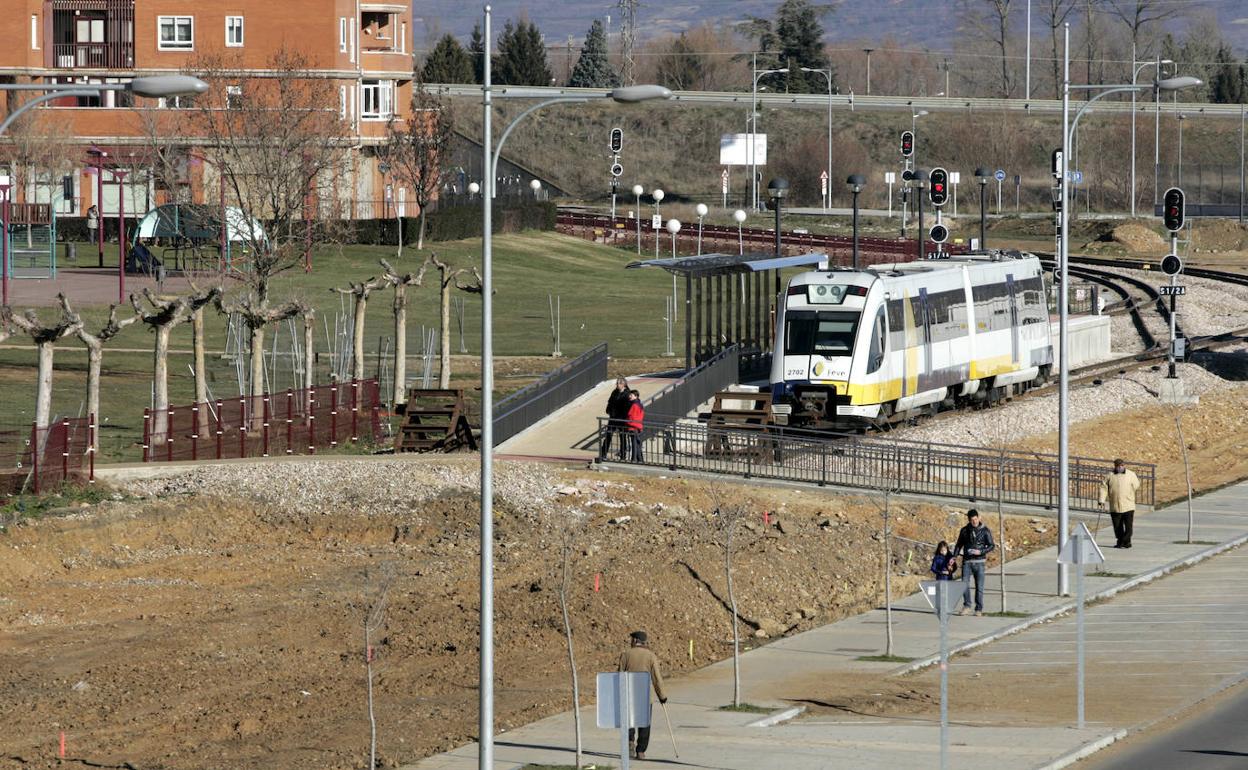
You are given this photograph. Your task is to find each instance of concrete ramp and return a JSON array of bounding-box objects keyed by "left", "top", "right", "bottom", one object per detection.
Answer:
[{"left": 496, "top": 376, "right": 675, "bottom": 462}]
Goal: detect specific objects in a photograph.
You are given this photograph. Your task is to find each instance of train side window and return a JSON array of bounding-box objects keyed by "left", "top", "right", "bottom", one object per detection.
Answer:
[{"left": 867, "top": 306, "right": 886, "bottom": 373}]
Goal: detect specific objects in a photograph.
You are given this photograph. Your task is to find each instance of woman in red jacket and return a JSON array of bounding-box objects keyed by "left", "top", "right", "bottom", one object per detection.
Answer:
[{"left": 625, "top": 389, "right": 645, "bottom": 462}]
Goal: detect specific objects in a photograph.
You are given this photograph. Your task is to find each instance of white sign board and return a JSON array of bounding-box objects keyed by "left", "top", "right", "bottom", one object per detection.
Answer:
[
  {"left": 719, "top": 133, "right": 767, "bottom": 166},
  {"left": 920, "top": 579, "right": 967, "bottom": 617},
  {"left": 1057, "top": 523, "right": 1105, "bottom": 566},
  {"left": 596, "top": 672, "right": 651, "bottom": 729},
  {"left": 884, "top": 171, "right": 896, "bottom": 184},
  {"left": 949, "top": 171, "right": 961, "bottom": 184},
  {"left": 651, "top": 214, "right": 662, "bottom": 230},
  {"left": 722, "top": 169, "right": 729, "bottom": 194},
  {"left": 820, "top": 170, "right": 828, "bottom": 196}
]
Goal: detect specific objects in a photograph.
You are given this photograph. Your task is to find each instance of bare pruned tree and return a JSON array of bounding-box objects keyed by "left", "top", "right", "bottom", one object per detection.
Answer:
[
  {"left": 704, "top": 485, "right": 754, "bottom": 708},
  {"left": 1109, "top": 0, "right": 1182, "bottom": 64},
  {"left": 192, "top": 46, "right": 347, "bottom": 403},
  {"left": 383, "top": 81, "right": 455, "bottom": 251},
  {"left": 362, "top": 563, "right": 395, "bottom": 770},
  {"left": 333, "top": 277, "right": 386, "bottom": 382},
  {"left": 552, "top": 508, "right": 590, "bottom": 768},
  {"left": 58, "top": 295, "right": 140, "bottom": 447},
  {"left": 134, "top": 287, "right": 219, "bottom": 439},
  {"left": 867, "top": 447, "right": 905, "bottom": 658},
  {"left": 1, "top": 306, "right": 81, "bottom": 431},
  {"left": 1042, "top": 0, "right": 1080, "bottom": 98},
  {"left": 962, "top": 0, "right": 1015, "bottom": 97},
  {"left": 380, "top": 258, "right": 429, "bottom": 407},
  {"left": 425, "top": 253, "right": 482, "bottom": 389}
]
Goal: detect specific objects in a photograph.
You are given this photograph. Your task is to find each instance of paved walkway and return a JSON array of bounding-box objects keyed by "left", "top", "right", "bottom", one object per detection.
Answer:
[
  {"left": 402, "top": 480, "right": 1248, "bottom": 770},
  {"left": 496, "top": 376, "right": 674, "bottom": 462}
]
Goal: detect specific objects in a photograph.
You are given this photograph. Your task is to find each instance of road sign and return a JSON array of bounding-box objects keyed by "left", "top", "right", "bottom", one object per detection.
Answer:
[
  {"left": 920, "top": 579, "right": 966, "bottom": 617},
  {"left": 610, "top": 163, "right": 624, "bottom": 178},
  {"left": 597, "top": 672, "right": 651, "bottom": 728},
  {"left": 609, "top": 127, "right": 623, "bottom": 153},
  {"left": 1052, "top": 149, "right": 1063, "bottom": 178},
  {"left": 820, "top": 170, "right": 829, "bottom": 196},
  {"left": 1161, "top": 254, "right": 1183, "bottom": 275},
  {"left": 885, "top": 171, "right": 896, "bottom": 184},
  {"left": 994, "top": 169, "right": 1006, "bottom": 181},
  {"left": 949, "top": 171, "right": 960, "bottom": 184},
  {"left": 651, "top": 214, "right": 662, "bottom": 230},
  {"left": 1057, "top": 522, "right": 1105, "bottom": 566},
  {"left": 1158, "top": 285, "right": 1186, "bottom": 296},
  {"left": 1072, "top": 170, "right": 1083, "bottom": 185},
  {"left": 721, "top": 169, "right": 729, "bottom": 194}
]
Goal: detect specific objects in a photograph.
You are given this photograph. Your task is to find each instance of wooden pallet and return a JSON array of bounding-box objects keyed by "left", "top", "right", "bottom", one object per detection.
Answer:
[
  {"left": 394, "top": 388, "right": 478, "bottom": 453},
  {"left": 704, "top": 390, "right": 775, "bottom": 459}
]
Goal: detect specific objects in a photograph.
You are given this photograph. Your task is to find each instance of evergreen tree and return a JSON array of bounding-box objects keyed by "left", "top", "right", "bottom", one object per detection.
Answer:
[
  {"left": 495, "top": 19, "right": 554, "bottom": 86},
  {"left": 1209, "top": 45, "right": 1247, "bottom": 104},
  {"left": 469, "top": 22, "right": 487, "bottom": 85},
  {"left": 422, "top": 34, "right": 475, "bottom": 84},
  {"left": 569, "top": 19, "right": 619, "bottom": 88},
  {"left": 774, "top": 0, "right": 832, "bottom": 93}
]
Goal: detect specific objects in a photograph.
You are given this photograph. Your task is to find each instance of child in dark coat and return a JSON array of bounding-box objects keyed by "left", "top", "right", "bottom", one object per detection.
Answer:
[{"left": 930, "top": 541, "right": 958, "bottom": 581}]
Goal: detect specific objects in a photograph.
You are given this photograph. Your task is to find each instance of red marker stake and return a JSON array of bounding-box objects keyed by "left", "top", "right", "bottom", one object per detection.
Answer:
[
  {"left": 594, "top": 573, "right": 601, "bottom": 592},
  {"left": 59, "top": 732, "right": 65, "bottom": 758},
  {"left": 763, "top": 511, "right": 770, "bottom": 526}
]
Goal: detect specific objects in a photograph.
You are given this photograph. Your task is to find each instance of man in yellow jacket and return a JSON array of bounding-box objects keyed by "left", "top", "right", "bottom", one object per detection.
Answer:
[
  {"left": 618, "top": 630, "right": 667, "bottom": 760},
  {"left": 1100, "top": 458, "right": 1141, "bottom": 549}
]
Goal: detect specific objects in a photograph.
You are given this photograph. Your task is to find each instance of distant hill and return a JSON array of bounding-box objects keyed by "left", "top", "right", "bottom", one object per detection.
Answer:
[{"left": 413, "top": 0, "right": 1248, "bottom": 54}]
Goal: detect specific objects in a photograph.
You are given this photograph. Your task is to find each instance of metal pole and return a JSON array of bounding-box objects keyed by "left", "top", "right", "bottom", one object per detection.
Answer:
[
  {"left": 773, "top": 198, "right": 781, "bottom": 258},
  {"left": 751, "top": 54, "right": 757, "bottom": 212},
  {"left": 917, "top": 179, "right": 925, "bottom": 261},
  {"left": 116, "top": 170, "right": 127, "bottom": 304},
  {"left": 0, "top": 185, "right": 8, "bottom": 306},
  {"left": 1076, "top": 535, "right": 1085, "bottom": 729},
  {"left": 1130, "top": 43, "right": 1137, "bottom": 218},
  {"left": 635, "top": 190, "right": 641, "bottom": 255},
  {"left": 852, "top": 190, "right": 860, "bottom": 269},
  {"left": 1240, "top": 104, "right": 1245, "bottom": 224},
  {"left": 97, "top": 157, "right": 105, "bottom": 267},
  {"left": 654, "top": 199, "right": 660, "bottom": 259},
  {"left": 826, "top": 74, "right": 832, "bottom": 211},
  {"left": 479, "top": 7, "right": 494, "bottom": 768},
  {"left": 1058, "top": 23, "right": 1071, "bottom": 597},
  {"left": 980, "top": 181, "right": 987, "bottom": 249},
  {"left": 939, "top": 584, "right": 950, "bottom": 770},
  {"left": 1154, "top": 56, "right": 1161, "bottom": 208},
  {"left": 684, "top": 272, "right": 692, "bottom": 371},
  {"left": 1178, "top": 116, "right": 1184, "bottom": 188},
  {"left": 1025, "top": 0, "right": 1031, "bottom": 99},
  {"left": 1168, "top": 232, "right": 1178, "bottom": 379}
]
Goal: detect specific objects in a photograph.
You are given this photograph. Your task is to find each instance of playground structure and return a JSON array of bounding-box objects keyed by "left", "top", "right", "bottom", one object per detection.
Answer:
[
  {"left": 3, "top": 202, "right": 57, "bottom": 280},
  {"left": 134, "top": 203, "right": 266, "bottom": 274}
]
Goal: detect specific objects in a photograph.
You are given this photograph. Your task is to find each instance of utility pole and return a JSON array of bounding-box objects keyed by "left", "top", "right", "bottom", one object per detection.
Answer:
[
  {"left": 863, "top": 48, "right": 874, "bottom": 94},
  {"left": 618, "top": 0, "right": 638, "bottom": 86}
]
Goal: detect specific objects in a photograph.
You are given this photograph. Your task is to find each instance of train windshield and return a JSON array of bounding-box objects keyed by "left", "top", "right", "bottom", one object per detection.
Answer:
[{"left": 784, "top": 311, "right": 860, "bottom": 356}]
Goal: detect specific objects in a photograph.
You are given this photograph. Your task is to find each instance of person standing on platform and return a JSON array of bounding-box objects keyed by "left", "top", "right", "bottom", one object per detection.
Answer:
[{"left": 1100, "top": 458, "right": 1141, "bottom": 549}]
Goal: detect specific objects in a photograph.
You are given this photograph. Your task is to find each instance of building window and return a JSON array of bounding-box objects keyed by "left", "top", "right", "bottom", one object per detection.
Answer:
[
  {"left": 158, "top": 16, "right": 194, "bottom": 50},
  {"left": 339, "top": 85, "right": 347, "bottom": 119},
  {"left": 31, "top": 15, "right": 39, "bottom": 50},
  {"left": 226, "top": 16, "right": 244, "bottom": 47},
  {"left": 339, "top": 18, "right": 347, "bottom": 52},
  {"left": 360, "top": 80, "right": 393, "bottom": 120},
  {"left": 226, "top": 85, "right": 243, "bottom": 110},
  {"left": 400, "top": 22, "right": 406, "bottom": 53}
]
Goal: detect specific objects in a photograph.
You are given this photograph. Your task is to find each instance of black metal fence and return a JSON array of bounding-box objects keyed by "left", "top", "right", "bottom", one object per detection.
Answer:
[
  {"left": 620, "top": 420, "right": 1154, "bottom": 512},
  {"left": 494, "top": 343, "right": 609, "bottom": 445},
  {"left": 644, "top": 346, "right": 742, "bottom": 425}
]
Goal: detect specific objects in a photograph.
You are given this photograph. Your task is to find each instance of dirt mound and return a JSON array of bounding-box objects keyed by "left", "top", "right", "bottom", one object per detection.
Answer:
[
  {"left": 0, "top": 459, "right": 1055, "bottom": 769},
  {"left": 1107, "top": 222, "right": 1166, "bottom": 254},
  {"left": 1192, "top": 219, "right": 1248, "bottom": 253}
]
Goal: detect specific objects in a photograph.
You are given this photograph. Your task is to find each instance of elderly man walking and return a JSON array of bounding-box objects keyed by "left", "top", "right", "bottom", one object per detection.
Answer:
[
  {"left": 618, "top": 630, "right": 667, "bottom": 760},
  {"left": 1100, "top": 458, "right": 1141, "bottom": 549}
]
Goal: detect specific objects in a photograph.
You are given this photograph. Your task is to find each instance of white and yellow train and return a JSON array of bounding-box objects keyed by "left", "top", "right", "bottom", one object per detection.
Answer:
[{"left": 769, "top": 253, "right": 1053, "bottom": 429}]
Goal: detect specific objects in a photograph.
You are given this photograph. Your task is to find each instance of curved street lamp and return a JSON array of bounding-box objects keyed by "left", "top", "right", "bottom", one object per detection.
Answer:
[{"left": 733, "top": 208, "right": 747, "bottom": 255}]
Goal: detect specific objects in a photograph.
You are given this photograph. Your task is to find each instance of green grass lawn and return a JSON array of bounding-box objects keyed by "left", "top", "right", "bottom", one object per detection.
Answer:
[{"left": 0, "top": 231, "right": 675, "bottom": 460}]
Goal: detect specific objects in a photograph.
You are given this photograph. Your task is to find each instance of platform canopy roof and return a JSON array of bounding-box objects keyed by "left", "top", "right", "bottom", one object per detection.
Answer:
[{"left": 625, "top": 252, "right": 828, "bottom": 277}]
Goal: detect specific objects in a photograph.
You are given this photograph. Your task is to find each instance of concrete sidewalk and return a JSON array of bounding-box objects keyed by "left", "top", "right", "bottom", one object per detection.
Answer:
[{"left": 403, "top": 480, "right": 1248, "bottom": 770}]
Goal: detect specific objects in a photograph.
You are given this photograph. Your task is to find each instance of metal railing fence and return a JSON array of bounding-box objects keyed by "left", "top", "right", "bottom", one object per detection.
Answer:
[
  {"left": 494, "top": 343, "right": 609, "bottom": 446},
  {"left": 612, "top": 419, "right": 1154, "bottom": 512},
  {"left": 0, "top": 416, "right": 95, "bottom": 494}
]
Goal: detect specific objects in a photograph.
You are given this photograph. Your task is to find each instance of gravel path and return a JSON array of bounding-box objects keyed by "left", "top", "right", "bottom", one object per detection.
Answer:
[{"left": 896, "top": 363, "right": 1237, "bottom": 448}]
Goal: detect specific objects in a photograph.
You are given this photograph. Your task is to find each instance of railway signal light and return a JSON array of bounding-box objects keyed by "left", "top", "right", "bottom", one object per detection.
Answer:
[
  {"left": 1160, "top": 254, "right": 1183, "bottom": 276},
  {"left": 1162, "top": 187, "right": 1184, "bottom": 232},
  {"left": 929, "top": 167, "right": 949, "bottom": 207},
  {"left": 929, "top": 223, "right": 948, "bottom": 244},
  {"left": 609, "top": 127, "right": 623, "bottom": 153},
  {"left": 900, "top": 130, "right": 914, "bottom": 158}
]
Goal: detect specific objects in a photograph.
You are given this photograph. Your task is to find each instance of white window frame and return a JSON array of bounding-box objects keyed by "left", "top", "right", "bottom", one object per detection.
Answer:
[
  {"left": 400, "top": 21, "right": 406, "bottom": 53},
  {"left": 339, "top": 18, "right": 348, "bottom": 53},
  {"left": 339, "top": 85, "right": 347, "bottom": 119},
  {"left": 225, "top": 16, "right": 244, "bottom": 47},
  {"left": 350, "top": 25, "right": 357, "bottom": 62},
  {"left": 157, "top": 15, "right": 194, "bottom": 51},
  {"left": 226, "top": 85, "right": 243, "bottom": 109},
  {"left": 360, "top": 79, "right": 393, "bottom": 120},
  {"left": 31, "top": 15, "right": 39, "bottom": 50}
]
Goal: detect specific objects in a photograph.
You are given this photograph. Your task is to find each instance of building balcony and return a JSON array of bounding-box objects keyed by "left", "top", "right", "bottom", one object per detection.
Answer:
[{"left": 51, "top": 41, "right": 134, "bottom": 70}]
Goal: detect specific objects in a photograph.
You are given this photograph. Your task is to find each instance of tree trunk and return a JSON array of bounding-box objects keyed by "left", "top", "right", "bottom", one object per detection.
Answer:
[
  {"left": 352, "top": 294, "right": 368, "bottom": 382},
  {"left": 193, "top": 306, "right": 208, "bottom": 432},
  {"left": 34, "top": 342, "right": 55, "bottom": 431},
  {"left": 726, "top": 531, "right": 740, "bottom": 708},
  {"left": 884, "top": 495, "right": 893, "bottom": 657},
  {"left": 396, "top": 213, "right": 404, "bottom": 260},
  {"left": 250, "top": 324, "right": 266, "bottom": 430},
  {"left": 85, "top": 342, "right": 102, "bottom": 449},
  {"left": 153, "top": 324, "right": 172, "bottom": 439},
  {"left": 366, "top": 625, "right": 377, "bottom": 770},
  {"left": 439, "top": 279, "right": 452, "bottom": 389},
  {"left": 303, "top": 313, "right": 316, "bottom": 423},
  {"left": 1175, "top": 410, "right": 1194, "bottom": 543},
  {"left": 417, "top": 209, "right": 427, "bottom": 251},
  {"left": 393, "top": 283, "right": 408, "bottom": 406},
  {"left": 560, "top": 542, "right": 583, "bottom": 769}
]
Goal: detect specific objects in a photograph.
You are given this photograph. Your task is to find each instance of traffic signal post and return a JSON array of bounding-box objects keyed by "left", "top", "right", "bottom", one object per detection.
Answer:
[
  {"left": 929, "top": 167, "right": 949, "bottom": 258},
  {"left": 1162, "top": 187, "right": 1185, "bottom": 379}
]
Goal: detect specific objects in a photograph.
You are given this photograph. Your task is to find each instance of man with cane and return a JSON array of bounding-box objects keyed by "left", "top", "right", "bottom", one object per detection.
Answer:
[{"left": 618, "top": 630, "right": 671, "bottom": 760}]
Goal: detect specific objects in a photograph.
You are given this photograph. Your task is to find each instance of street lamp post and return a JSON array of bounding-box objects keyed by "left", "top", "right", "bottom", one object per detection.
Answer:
[
  {"left": 632, "top": 184, "right": 644, "bottom": 255},
  {"left": 477, "top": 16, "right": 671, "bottom": 769},
  {"left": 975, "top": 168, "right": 989, "bottom": 249},
  {"left": 751, "top": 62, "right": 789, "bottom": 211},
  {"left": 652, "top": 188, "right": 664, "bottom": 258},
  {"left": 767, "top": 178, "right": 788, "bottom": 259},
  {"left": 912, "top": 169, "right": 928, "bottom": 261},
  {"left": 1058, "top": 21, "right": 1200, "bottom": 595},
  {"left": 1177, "top": 114, "right": 1186, "bottom": 188},
  {"left": 847, "top": 175, "right": 865, "bottom": 269},
  {"left": 863, "top": 48, "right": 874, "bottom": 94},
  {"left": 800, "top": 67, "right": 834, "bottom": 211},
  {"left": 0, "top": 181, "right": 9, "bottom": 306},
  {"left": 115, "top": 169, "right": 128, "bottom": 303},
  {"left": 87, "top": 148, "right": 108, "bottom": 267},
  {"left": 733, "top": 209, "right": 747, "bottom": 255},
  {"left": 1130, "top": 54, "right": 1171, "bottom": 217},
  {"left": 667, "top": 218, "right": 681, "bottom": 257},
  {"left": 529, "top": 178, "right": 541, "bottom": 199}
]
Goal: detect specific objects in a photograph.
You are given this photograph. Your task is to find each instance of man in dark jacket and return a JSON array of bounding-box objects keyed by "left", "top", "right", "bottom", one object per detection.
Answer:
[
  {"left": 953, "top": 509, "right": 995, "bottom": 616},
  {"left": 598, "top": 377, "right": 631, "bottom": 462}
]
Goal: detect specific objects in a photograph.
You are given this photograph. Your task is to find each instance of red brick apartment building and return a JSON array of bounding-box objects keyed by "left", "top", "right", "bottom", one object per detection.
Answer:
[{"left": 0, "top": 0, "right": 414, "bottom": 221}]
